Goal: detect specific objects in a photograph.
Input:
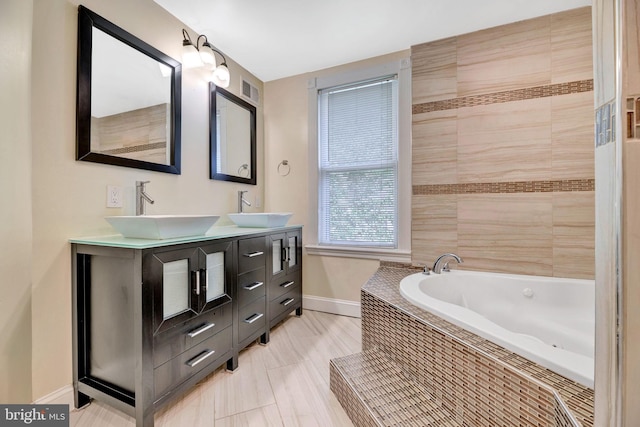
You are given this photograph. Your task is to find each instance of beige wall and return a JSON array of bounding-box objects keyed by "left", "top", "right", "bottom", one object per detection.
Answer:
[
  {"left": 0, "top": 0, "right": 34, "bottom": 404},
  {"left": 411, "top": 7, "right": 595, "bottom": 279},
  {"left": 263, "top": 53, "right": 409, "bottom": 303},
  {"left": 621, "top": 0, "right": 640, "bottom": 422},
  {"left": 28, "top": 0, "right": 264, "bottom": 399}
]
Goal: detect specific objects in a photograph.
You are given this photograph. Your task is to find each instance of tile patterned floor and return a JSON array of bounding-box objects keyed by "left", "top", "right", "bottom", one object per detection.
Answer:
[{"left": 68, "top": 310, "right": 361, "bottom": 427}]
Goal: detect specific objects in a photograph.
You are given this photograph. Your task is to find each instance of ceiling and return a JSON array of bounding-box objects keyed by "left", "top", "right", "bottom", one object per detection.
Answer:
[{"left": 154, "top": 0, "right": 591, "bottom": 82}]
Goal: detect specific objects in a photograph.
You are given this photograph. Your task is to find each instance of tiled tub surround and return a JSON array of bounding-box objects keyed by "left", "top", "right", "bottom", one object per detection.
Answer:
[
  {"left": 330, "top": 267, "right": 594, "bottom": 427},
  {"left": 399, "top": 270, "right": 594, "bottom": 388},
  {"left": 411, "top": 7, "right": 595, "bottom": 279}
]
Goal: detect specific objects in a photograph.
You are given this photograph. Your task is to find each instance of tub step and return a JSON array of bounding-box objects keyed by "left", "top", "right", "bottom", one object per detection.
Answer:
[{"left": 330, "top": 350, "right": 462, "bottom": 427}]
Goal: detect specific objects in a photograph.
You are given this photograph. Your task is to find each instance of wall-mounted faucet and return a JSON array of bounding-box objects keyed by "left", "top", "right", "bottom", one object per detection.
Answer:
[
  {"left": 136, "top": 181, "right": 154, "bottom": 216},
  {"left": 432, "top": 253, "right": 463, "bottom": 274},
  {"left": 238, "top": 190, "right": 251, "bottom": 213}
]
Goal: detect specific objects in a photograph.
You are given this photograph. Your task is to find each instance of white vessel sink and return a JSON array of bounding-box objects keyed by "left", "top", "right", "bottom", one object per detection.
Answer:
[
  {"left": 228, "top": 213, "right": 293, "bottom": 228},
  {"left": 105, "top": 215, "right": 220, "bottom": 239}
]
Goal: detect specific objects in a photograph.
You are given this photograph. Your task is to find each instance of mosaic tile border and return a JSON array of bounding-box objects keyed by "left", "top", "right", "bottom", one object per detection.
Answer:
[
  {"left": 596, "top": 99, "right": 616, "bottom": 147},
  {"left": 413, "top": 179, "right": 595, "bottom": 196},
  {"left": 360, "top": 267, "right": 594, "bottom": 427},
  {"left": 412, "top": 80, "right": 594, "bottom": 114},
  {"left": 101, "top": 141, "right": 167, "bottom": 156}
]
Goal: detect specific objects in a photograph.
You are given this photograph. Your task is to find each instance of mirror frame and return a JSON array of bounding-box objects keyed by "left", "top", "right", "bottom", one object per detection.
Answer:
[
  {"left": 209, "top": 85, "right": 257, "bottom": 185},
  {"left": 76, "top": 5, "right": 182, "bottom": 174}
]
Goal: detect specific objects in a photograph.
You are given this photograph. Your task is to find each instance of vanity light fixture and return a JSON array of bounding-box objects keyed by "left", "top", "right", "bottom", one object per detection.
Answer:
[{"left": 181, "top": 29, "right": 230, "bottom": 88}]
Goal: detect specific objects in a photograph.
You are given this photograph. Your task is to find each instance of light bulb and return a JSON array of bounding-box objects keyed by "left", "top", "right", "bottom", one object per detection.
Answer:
[
  {"left": 212, "top": 63, "right": 230, "bottom": 88},
  {"left": 199, "top": 49, "right": 216, "bottom": 69},
  {"left": 182, "top": 44, "right": 203, "bottom": 69}
]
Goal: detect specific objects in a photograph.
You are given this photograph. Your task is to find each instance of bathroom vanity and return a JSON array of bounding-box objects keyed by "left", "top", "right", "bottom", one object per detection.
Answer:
[{"left": 70, "top": 225, "right": 302, "bottom": 427}]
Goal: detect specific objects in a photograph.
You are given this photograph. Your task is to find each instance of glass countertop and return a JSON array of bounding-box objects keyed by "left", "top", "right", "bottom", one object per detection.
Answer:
[{"left": 70, "top": 224, "right": 301, "bottom": 249}]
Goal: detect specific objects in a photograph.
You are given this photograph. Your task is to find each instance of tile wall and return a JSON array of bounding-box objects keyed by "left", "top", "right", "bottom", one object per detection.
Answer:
[
  {"left": 411, "top": 7, "right": 595, "bottom": 279},
  {"left": 90, "top": 103, "right": 169, "bottom": 164}
]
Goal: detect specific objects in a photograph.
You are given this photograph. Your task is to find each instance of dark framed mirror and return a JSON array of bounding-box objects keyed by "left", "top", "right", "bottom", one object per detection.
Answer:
[
  {"left": 76, "top": 6, "right": 182, "bottom": 174},
  {"left": 210, "top": 84, "right": 257, "bottom": 185}
]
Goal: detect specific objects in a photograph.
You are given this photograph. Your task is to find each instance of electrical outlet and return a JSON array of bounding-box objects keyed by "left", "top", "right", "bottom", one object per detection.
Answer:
[
  {"left": 255, "top": 195, "right": 262, "bottom": 208},
  {"left": 106, "top": 185, "right": 123, "bottom": 208}
]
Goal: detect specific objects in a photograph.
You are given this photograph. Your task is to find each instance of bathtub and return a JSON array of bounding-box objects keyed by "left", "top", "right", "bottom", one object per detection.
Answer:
[{"left": 399, "top": 269, "right": 594, "bottom": 388}]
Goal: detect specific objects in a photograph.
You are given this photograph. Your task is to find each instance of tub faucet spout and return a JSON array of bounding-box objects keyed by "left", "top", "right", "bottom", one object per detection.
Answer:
[{"left": 432, "top": 253, "right": 463, "bottom": 274}]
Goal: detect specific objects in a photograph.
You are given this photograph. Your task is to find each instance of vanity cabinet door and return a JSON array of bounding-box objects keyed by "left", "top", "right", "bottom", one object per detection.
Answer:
[
  {"left": 267, "top": 229, "right": 303, "bottom": 328},
  {"left": 197, "top": 241, "right": 234, "bottom": 313},
  {"left": 145, "top": 240, "right": 234, "bottom": 335},
  {"left": 145, "top": 247, "right": 201, "bottom": 334},
  {"left": 268, "top": 230, "right": 301, "bottom": 280}
]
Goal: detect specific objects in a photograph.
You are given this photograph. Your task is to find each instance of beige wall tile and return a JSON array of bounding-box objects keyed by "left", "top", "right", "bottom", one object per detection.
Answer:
[
  {"left": 457, "top": 98, "right": 552, "bottom": 183},
  {"left": 410, "top": 7, "right": 593, "bottom": 280},
  {"left": 457, "top": 193, "right": 553, "bottom": 276},
  {"left": 593, "top": 0, "right": 617, "bottom": 106},
  {"left": 552, "top": 192, "right": 595, "bottom": 279},
  {"left": 412, "top": 195, "right": 457, "bottom": 266},
  {"left": 457, "top": 15, "right": 551, "bottom": 96},
  {"left": 624, "top": 0, "right": 640, "bottom": 93},
  {"left": 412, "top": 110, "right": 457, "bottom": 185},
  {"left": 411, "top": 37, "right": 457, "bottom": 104},
  {"left": 551, "top": 7, "right": 594, "bottom": 83},
  {"left": 552, "top": 92, "right": 595, "bottom": 179}
]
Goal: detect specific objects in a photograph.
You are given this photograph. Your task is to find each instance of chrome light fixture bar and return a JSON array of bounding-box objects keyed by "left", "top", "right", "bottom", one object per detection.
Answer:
[{"left": 181, "top": 29, "right": 230, "bottom": 88}]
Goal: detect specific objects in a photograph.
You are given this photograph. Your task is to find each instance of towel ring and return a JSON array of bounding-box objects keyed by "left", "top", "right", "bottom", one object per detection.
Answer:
[
  {"left": 277, "top": 160, "right": 291, "bottom": 176},
  {"left": 237, "top": 163, "right": 250, "bottom": 177}
]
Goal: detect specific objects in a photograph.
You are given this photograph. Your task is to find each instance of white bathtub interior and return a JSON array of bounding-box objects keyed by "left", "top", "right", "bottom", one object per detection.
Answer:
[{"left": 399, "top": 270, "right": 595, "bottom": 388}]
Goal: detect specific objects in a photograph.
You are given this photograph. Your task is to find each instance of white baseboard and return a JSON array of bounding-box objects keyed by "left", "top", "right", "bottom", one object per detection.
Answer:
[
  {"left": 303, "top": 295, "right": 361, "bottom": 318},
  {"left": 34, "top": 384, "right": 74, "bottom": 406}
]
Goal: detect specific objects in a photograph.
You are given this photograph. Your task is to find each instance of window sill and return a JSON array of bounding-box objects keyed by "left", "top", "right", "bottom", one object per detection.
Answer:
[{"left": 305, "top": 244, "right": 411, "bottom": 263}]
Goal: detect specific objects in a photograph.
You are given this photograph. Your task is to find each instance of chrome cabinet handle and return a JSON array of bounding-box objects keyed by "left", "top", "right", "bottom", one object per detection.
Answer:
[
  {"left": 186, "top": 350, "right": 215, "bottom": 367},
  {"left": 243, "top": 313, "right": 264, "bottom": 324},
  {"left": 281, "top": 298, "right": 295, "bottom": 306},
  {"left": 244, "top": 281, "right": 264, "bottom": 291},
  {"left": 187, "top": 322, "right": 215, "bottom": 338},
  {"left": 194, "top": 270, "right": 200, "bottom": 296},
  {"left": 244, "top": 251, "right": 264, "bottom": 258},
  {"left": 281, "top": 281, "right": 295, "bottom": 288}
]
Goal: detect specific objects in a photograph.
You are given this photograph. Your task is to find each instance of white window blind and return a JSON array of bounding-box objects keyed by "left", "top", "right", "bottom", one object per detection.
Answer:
[{"left": 318, "top": 76, "right": 398, "bottom": 247}]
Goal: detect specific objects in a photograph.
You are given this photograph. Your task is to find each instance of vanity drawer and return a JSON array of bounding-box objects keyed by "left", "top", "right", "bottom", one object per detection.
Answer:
[
  {"left": 153, "top": 302, "right": 232, "bottom": 367},
  {"left": 238, "top": 296, "right": 266, "bottom": 342},
  {"left": 237, "top": 267, "right": 266, "bottom": 307},
  {"left": 238, "top": 237, "right": 266, "bottom": 274},
  {"left": 269, "top": 272, "right": 301, "bottom": 300},
  {"left": 269, "top": 288, "right": 301, "bottom": 321},
  {"left": 154, "top": 325, "right": 232, "bottom": 400}
]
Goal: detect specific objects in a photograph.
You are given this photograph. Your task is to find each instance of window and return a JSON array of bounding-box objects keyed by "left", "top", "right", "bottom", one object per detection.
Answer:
[{"left": 317, "top": 77, "right": 398, "bottom": 248}]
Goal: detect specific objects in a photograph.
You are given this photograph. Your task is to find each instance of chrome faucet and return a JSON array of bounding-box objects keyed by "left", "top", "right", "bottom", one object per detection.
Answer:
[
  {"left": 136, "top": 181, "right": 154, "bottom": 215},
  {"left": 238, "top": 190, "right": 251, "bottom": 213},
  {"left": 432, "top": 253, "right": 463, "bottom": 274}
]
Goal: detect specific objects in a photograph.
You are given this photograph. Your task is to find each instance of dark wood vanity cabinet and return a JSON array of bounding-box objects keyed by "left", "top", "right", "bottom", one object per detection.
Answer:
[
  {"left": 236, "top": 236, "right": 268, "bottom": 351},
  {"left": 267, "top": 229, "right": 303, "bottom": 328},
  {"left": 71, "top": 226, "right": 301, "bottom": 427}
]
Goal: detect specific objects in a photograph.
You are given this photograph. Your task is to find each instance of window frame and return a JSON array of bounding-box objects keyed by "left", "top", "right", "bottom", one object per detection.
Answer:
[{"left": 306, "top": 59, "right": 412, "bottom": 262}]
